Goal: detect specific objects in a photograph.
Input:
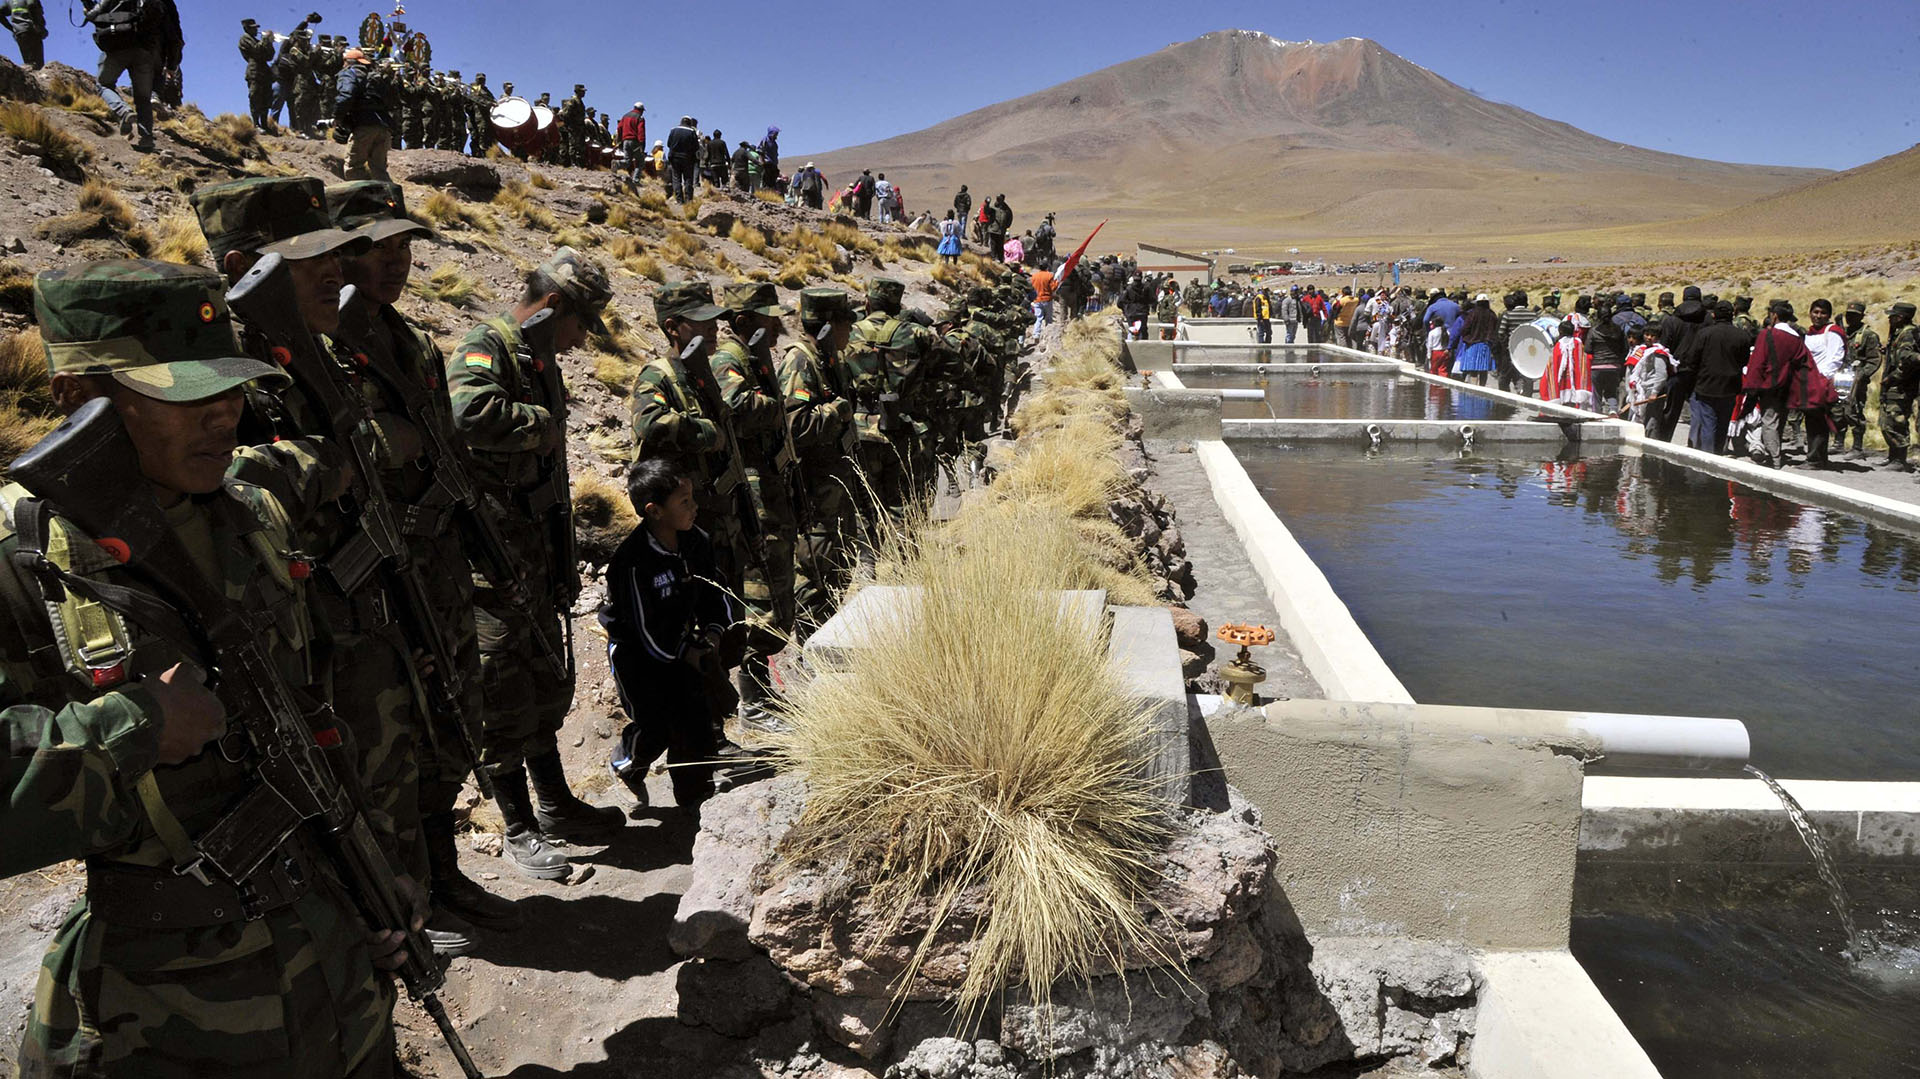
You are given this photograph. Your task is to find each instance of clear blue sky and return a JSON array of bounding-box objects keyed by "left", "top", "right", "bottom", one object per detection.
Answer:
[{"left": 34, "top": 0, "right": 1917, "bottom": 171}]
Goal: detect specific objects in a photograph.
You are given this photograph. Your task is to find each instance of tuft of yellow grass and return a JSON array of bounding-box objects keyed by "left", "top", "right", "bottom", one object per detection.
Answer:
[
  {"left": 782, "top": 226, "right": 837, "bottom": 261},
  {"left": 553, "top": 226, "right": 596, "bottom": 251},
  {"left": 0, "top": 103, "right": 91, "bottom": 175},
  {"left": 76, "top": 179, "right": 135, "bottom": 233},
  {"left": 623, "top": 253, "right": 665, "bottom": 283},
  {"left": 417, "top": 188, "right": 500, "bottom": 235},
  {"left": 46, "top": 75, "right": 109, "bottom": 117},
  {"left": 636, "top": 188, "right": 670, "bottom": 215},
  {"left": 493, "top": 180, "right": 556, "bottom": 231},
  {"left": 729, "top": 221, "right": 770, "bottom": 256},
  {"left": 770, "top": 507, "right": 1171, "bottom": 1028},
  {"left": 591, "top": 352, "right": 639, "bottom": 395},
  {"left": 528, "top": 171, "right": 556, "bottom": 190},
  {"left": 0, "top": 327, "right": 59, "bottom": 469},
  {"left": 408, "top": 263, "right": 490, "bottom": 309},
  {"left": 823, "top": 221, "right": 877, "bottom": 256},
  {"left": 148, "top": 212, "right": 208, "bottom": 266},
  {"left": 754, "top": 188, "right": 785, "bottom": 205},
  {"left": 774, "top": 253, "right": 827, "bottom": 288}
]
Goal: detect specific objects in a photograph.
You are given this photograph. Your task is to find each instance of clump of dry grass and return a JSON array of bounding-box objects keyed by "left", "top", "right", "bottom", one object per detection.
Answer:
[
  {"left": 0, "top": 328, "right": 59, "bottom": 467},
  {"left": 553, "top": 226, "right": 596, "bottom": 251},
  {"left": 622, "top": 252, "right": 665, "bottom": 283},
  {"left": 680, "top": 197, "right": 703, "bottom": 221},
  {"left": 1014, "top": 320, "right": 1126, "bottom": 434},
  {"left": 592, "top": 307, "right": 644, "bottom": 356},
  {"left": 823, "top": 221, "right": 877, "bottom": 256},
  {"left": 147, "top": 212, "right": 208, "bottom": 266},
  {"left": 160, "top": 106, "right": 266, "bottom": 162},
  {"left": 0, "top": 103, "right": 91, "bottom": 176},
  {"left": 754, "top": 188, "right": 785, "bottom": 205},
  {"left": 528, "top": 171, "right": 556, "bottom": 190},
  {"left": 782, "top": 226, "right": 837, "bottom": 261},
  {"left": 771, "top": 507, "right": 1171, "bottom": 1026},
  {"left": 77, "top": 179, "right": 136, "bottom": 233},
  {"left": 636, "top": 188, "right": 670, "bottom": 215},
  {"left": 418, "top": 188, "right": 500, "bottom": 234},
  {"left": 774, "top": 253, "right": 827, "bottom": 288},
  {"left": 571, "top": 472, "right": 640, "bottom": 564},
  {"left": 591, "top": 352, "right": 640, "bottom": 395},
  {"left": 493, "top": 180, "right": 556, "bottom": 231},
  {"left": 0, "top": 262, "right": 34, "bottom": 314},
  {"left": 409, "top": 263, "right": 490, "bottom": 309},
  {"left": 46, "top": 75, "right": 109, "bottom": 117},
  {"left": 930, "top": 262, "right": 984, "bottom": 293},
  {"left": 729, "top": 221, "right": 770, "bottom": 256}
]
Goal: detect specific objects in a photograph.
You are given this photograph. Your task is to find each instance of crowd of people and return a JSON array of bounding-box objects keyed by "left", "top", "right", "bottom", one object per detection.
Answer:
[
  {"left": 0, "top": 11, "right": 1061, "bottom": 1078},
  {"left": 1168, "top": 280, "right": 1918, "bottom": 473}
]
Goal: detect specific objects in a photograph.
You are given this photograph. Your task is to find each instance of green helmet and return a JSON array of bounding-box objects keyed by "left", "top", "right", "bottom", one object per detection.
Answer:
[{"left": 34, "top": 260, "right": 290, "bottom": 402}]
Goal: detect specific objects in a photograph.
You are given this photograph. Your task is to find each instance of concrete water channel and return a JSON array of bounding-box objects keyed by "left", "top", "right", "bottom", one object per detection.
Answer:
[{"left": 1126, "top": 335, "right": 1920, "bottom": 1078}]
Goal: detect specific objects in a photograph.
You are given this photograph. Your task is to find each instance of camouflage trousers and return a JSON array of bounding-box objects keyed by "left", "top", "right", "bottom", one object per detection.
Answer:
[
  {"left": 329, "top": 625, "right": 428, "bottom": 881},
  {"left": 1879, "top": 353, "right": 1920, "bottom": 453},
  {"left": 18, "top": 878, "right": 395, "bottom": 1079},
  {"left": 291, "top": 83, "right": 320, "bottom": 132},
  {"left": 1842, "top": 357, "right": 1882, "bottom": 437},
  {"left": 854, "top": 437, "right": 909, "bottom": 530},
  {"left": 446, "top": 115, "right": 467, "bottom": 154},
  {"left": 245, "top": 74, "right": 273, "bottom": 129},
  {"left": 741, "top": 464, "right": 798, "bottom": 637},
  {"left": 468, "top": 109, "right": 491, "bottom": 155},
  {"left": 474, "top": 582, "right": 573, "bottom": 774},
  {"left": 794, "top": 459, "right": 857, "bottom": 628}
]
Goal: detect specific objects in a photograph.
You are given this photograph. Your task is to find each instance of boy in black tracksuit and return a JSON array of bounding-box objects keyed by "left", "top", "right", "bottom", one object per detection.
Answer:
[{"left": 601, "top": 459, "right": 738, "bottom": 812}]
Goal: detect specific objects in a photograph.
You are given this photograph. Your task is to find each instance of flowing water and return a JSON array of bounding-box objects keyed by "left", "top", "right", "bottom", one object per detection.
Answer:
[
  {"left": 1173, "top": 370, "right": 1526, "bottom": 421},
  {"left": 1741, "top": 764, "right": 1861, "bottom": 954}
]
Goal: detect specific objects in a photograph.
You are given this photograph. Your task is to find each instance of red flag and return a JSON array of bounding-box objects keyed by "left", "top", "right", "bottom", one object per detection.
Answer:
[{"left": 1056, "top": 219, "right": 1106, "bottom": 281}]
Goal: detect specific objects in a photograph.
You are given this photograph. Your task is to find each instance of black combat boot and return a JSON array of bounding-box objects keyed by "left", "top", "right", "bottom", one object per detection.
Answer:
[
  {"left": 424, "top": 805, "right": 523, "bottom": 933},
  {"left": 492, "top": 764, "right": 573, "bottom": 880},
  {"left": 526, "top": 750, "right": 625, "bottom": 839},
  {"left": 1874, "top": 447, "right": 1911, "bottom": 472}
]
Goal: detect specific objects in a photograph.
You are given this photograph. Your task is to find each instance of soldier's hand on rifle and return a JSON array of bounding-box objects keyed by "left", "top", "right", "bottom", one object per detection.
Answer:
[
  {"left": 148, "top": 661, "right": 228, "bottom": 766},
  {"left": 412, "top": 648, "right": 436, "bottom": 679},
  {"left": 366, "top": 873, "right": 428, "bottom": 972}
]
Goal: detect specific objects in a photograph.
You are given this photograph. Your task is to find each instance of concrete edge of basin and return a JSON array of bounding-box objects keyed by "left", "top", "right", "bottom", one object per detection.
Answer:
[
  {"left": 1187, "top": 437, "right": 1413, "bottom": 704},
  {"left": 1220, "top": 418, "right": 1623, "bottom": 444},
  {"left": 1622, "top": 428, "right": 1920, "bottom": 531},
  {"left": 1470, "top": 950, "right": 1661, "bottom": 1079},
  {"left": 1580, "top": 775, "right": 1920, "bottom": 863}
]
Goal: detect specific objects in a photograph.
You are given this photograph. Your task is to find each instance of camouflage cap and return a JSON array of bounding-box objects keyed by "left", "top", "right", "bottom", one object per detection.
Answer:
[
  {"left": 1893, "top": 302, "right": 1917, "bottom": 320},
  {"left": 191, "top": 177, "right": 370, "bottom": 262},
  {"left": 720, "top": 280, "right": 794, "bottom": 318},
  {"left": 324, "top": 180, "right": 433, "bottom": 243},
  {"left": 653, "top": 280, "right": 727, "bottom": 323},
  {"left": 966, "top": 286, "right": 995, "bottom": 306},
  {"left": 866, "top": 277, "right": 905, "bottom": 303},
  {"left": 536, "top": 246, "right": 612, "bottom": 334},
  {"left": 1845, "top": 301, "right": 1867, "bottom": 315},
  {"left": 33, "top": 260, "right": 290, "bottom": 402},
  {"left": 798, "top": 287, "right": 848, "bottom": 324}
]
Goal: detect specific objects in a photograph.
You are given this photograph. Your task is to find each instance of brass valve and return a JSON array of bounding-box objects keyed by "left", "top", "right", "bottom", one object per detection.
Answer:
[{"left": 1216, "top": 623, "right": 1273, "bottom": 706}]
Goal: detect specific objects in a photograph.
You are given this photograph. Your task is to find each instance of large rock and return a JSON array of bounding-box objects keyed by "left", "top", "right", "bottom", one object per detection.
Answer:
[
  {"left": 402, "top": 158, "right": 507, "bottom": 199},
  {"left": 675, "top": 954, "right": 798, "bottom": 1037},
  {"left": 1167, "top": 607, "right": 1207, "bottom": 651},
  {"left": 0, "top": 57, "right": 45, "bottom": 104},
  {"left": 670, "top": 773, "right": 807, "bottom": 960}
]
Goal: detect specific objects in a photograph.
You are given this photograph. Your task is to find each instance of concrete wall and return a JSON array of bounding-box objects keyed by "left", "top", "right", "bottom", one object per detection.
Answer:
[
  {"left": 1582, "top": 775, "right": 1920, "bottom": 864},
  {"left": 1205, "top": 700, "right": 1585, "bottom": 950},
  {"left": 1470, "top": 952, "right": 1661, "bottom": 1079}
]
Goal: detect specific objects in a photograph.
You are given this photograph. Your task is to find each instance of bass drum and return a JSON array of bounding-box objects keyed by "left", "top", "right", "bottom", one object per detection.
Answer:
[
  {"left": 1507, "top": 315, "right": 1562, "bottom": 380},
  {"left": 532, "top": 105, "right": 558, "bottom": 152},
  {"left": 490, "top": 96, "right": 536, "bottom": 154}
]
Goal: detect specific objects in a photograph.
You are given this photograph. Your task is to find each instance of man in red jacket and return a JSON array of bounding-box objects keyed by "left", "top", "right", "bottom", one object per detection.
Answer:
[
  {"left": 1742, "top": 301, "right": 1837, "bottom": 468},
  {"left": 617, "top": 102, "right": 645, "bottom": 182}
]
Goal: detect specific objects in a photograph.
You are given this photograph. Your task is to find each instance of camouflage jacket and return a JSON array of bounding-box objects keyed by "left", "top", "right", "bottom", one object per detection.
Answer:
[
  {"left": 446, "top": 313, "right": 569, "bottom": 561},
  {"left": 709, "top": 330, "right": 790, "bottom": 467},
  {"left": 846, "top": 311, "right": 933, "bottom": 440},
  {"left": 777, "top": 337, "right": 854, "bottom": 465},
  {"left": 630, "top": 349, "right": 752, "bottom": 566},
  {"left": 1849, "top": 326, "right": 1883, "bottom": 370},
  {"left": 0, "top": 480, "right": 326, "bottom": 879}
]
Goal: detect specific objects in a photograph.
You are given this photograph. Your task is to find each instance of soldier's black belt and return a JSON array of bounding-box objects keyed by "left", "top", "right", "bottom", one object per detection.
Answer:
[{"left": 85, "top": 847, "right": 313, "bottom": 929}]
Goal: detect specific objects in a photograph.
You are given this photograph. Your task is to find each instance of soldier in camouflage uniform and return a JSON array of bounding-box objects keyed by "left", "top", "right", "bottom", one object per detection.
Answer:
[
  {"left": 424, "top": 71, "right": 448, "bottom": 150},
  {"left": 314, "top": 35, "right": 344, "bottom": 124},
  {"left": 238, "top": 18, "right": 276, "bottom": 131},
  {"left": 467, "top": 72, "right": 494, "bottom": 157},
  {"left": 1839, "top": 300, "right": 1884, "bottom": 459},
  {"left": 288, "top": 30, "right": 322, "bottom": 136},
  {"left": 630, "top": 282, "right": 753, "bottom": 591},
  {"left": 712, "top": 281, "right": 802, "bottom": 719},
  {"left": 845, "top": 278, "right": 935, "bottom": 523},
  {"left": 1875, "top": 303, "right": 1919, "bottom": 471},
  {"left": 558, "top": 83, "right": 587, "bottom": 167},
  {"left": 191, "top": 179, "right": 460, "bottom": 896},
  {"left": 446, "top": 246, "right": 626, "bottom": 876},
  {"left": 438, "top": 70, "right": 464, "bottom": 152},
  {"left": 931, "top": 297, "right": 991, "bottom": 495},
  {"left": 1731, "top": 296, "right": 1759, "bottom": 341},
  {"left": 779, "top": 287, "right": 859, "bottom": 625},
  {"left": 7, "top": 260, "right": 408, "bottom": 1078},
  {"left": 323, "top": 181, "right": 523, "bottom": 951},
  {"left": 399, "top": 66, "right": 426, "bottom": 150}
]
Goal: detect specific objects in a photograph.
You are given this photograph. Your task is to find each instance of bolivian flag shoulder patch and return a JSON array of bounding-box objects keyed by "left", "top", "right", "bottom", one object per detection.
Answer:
[
  {"left": 792, "top": 388, "right": 812, "bottom": 402},
  {"left": 463, "top": 351, "right": 495, "bottom": 370}
]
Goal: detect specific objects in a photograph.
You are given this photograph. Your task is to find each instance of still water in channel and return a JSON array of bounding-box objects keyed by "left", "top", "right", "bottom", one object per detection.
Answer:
[
  {"left": 1174, "top": 370, "right": 1526, "bottom": 421},
  {"left": 1235, "top": 443, "right": 1920, "bottom": 1077},
  {"left": 1234, "top": 445, "right": 1920, "bottom": 779}
]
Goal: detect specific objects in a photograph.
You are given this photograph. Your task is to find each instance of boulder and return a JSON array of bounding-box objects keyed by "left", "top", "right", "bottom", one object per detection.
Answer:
[
  {"left": 0, "top": 57, "right": 44, "bottom": 104},
  {"left": 669, "top": 773, "right": 807, "bottom": 960},
  {"left": 1167, "top": 607, "right": 1207, "bottom": 651},
  {"left": 675, "top": 955, "right": 798, "bottom": 1037},
  {"left": 402, "top": 159, "right": 504, "bottom": 200},
  {"left": 694, "top": 203, "right": 736, "bottom": 237}
]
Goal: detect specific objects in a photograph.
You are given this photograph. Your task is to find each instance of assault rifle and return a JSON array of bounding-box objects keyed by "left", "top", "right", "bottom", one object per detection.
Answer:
[
  {"left": 515, "top": 307, "right": 578, "bottom": 679},
  {"left": 748, "top": 327, "right": 809, "bottom": 538},
  {"left": 11, "top": 399, "right": 485, "bottom": 1079},
  {"left": 336, "top": 285, "right": 565, "bottom": 686},
  {"left": 231, "top": 261, "right": 504, "bottom": 801}
]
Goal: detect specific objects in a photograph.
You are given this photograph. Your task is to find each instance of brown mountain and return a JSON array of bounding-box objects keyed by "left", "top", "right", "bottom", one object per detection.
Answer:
[
  {"left": 811, "top": 31, "right": 1825, "bottom": 255},
  {"left": 1645, "top": 142, "right": 1920, "bottom": 248}
]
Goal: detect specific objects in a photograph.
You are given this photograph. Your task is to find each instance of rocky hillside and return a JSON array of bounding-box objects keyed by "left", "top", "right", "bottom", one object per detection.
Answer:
[{"left": 0, "top": 57, "right": 1003, "bottom": 485}]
